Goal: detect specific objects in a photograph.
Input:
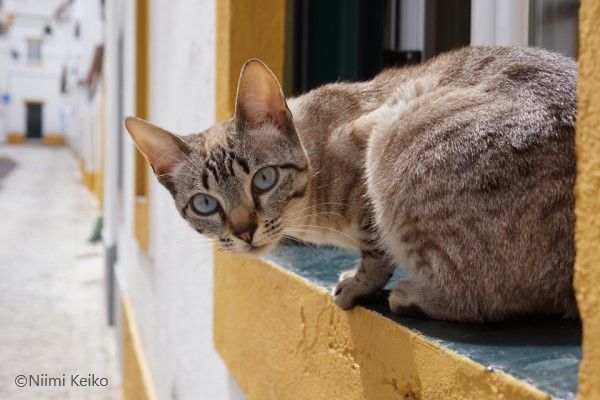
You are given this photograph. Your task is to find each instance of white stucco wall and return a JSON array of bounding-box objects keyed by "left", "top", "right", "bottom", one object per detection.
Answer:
[
  {"left": 67, "top": 0, "right": 104, "bottom": 171},
  {"left": 110, "top": 0, "right": 235, "bottom": 399}
]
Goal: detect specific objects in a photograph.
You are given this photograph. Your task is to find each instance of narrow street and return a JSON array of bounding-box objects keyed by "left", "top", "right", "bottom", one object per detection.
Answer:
[{"left": 0, "top": 145, "right": 120, "bottom": 399}]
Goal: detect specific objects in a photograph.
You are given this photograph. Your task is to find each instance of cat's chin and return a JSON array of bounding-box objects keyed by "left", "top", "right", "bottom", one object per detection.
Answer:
[{"left": 226, "top": 242, "right": 276, "bottom": 257}]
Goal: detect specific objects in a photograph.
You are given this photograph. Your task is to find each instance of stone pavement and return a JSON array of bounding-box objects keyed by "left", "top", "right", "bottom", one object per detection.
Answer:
[{"left": 0, "top": 145, "right": 120, "bottom": 399}]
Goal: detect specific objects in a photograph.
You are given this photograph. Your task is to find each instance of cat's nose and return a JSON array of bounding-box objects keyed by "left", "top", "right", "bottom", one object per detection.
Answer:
[{"left": 234, "top": 222, "right": 257, "bottom": 244}]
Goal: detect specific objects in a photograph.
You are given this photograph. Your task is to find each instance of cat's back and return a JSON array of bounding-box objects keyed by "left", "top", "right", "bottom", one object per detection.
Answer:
[
  {"left": 368, "top": 46, "right": 576, "bottom": 175},
  {"left": 375, "top": 45, "right": 576, "bottom": 94}
]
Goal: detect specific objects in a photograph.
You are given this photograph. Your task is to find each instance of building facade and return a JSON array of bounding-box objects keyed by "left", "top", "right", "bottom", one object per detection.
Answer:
[
  {"left": 0, "top": 0, "right": 70, "bottom": 145},
  {"left": 4, "top": 0, "right": 598, "bottom": 399}
]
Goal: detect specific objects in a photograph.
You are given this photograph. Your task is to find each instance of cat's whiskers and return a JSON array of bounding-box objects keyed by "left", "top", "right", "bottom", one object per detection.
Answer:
[
  {"left": 282, "top": 228, "right": 353, "bottom": 251},
  {"left": 282, "top": 223, "right": 361, "bottom": 249},
  {"left": 279, "top": 236, "right": 320, "bottom": 258},
  {"left": 289, "top": 224, "right": 361, "bottom": 246},
  {"left": 283, "top": 210, "right": 348, "bottom": 225},
  {"left": 281, "top": 201, "right": 350, "bottom": 219}
]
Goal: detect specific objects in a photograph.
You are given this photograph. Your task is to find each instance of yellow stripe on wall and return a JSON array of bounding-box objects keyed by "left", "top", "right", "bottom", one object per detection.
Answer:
[
  {"left": 121, "top": 296, "right": 158, "bottom": 400},
  {"left": 574, "top": 1, "right": 600, "bottom": 398},
  {"left": 215, "top": 0, "right": 287, "bottom": 121},
  {"left": 6, "top": 133, "right": 26, "bottom": 144},
  {"left": 133, "top": 0, "right": 150, "bottom": 253},
  {"left": 42, "top": 134, "right": 66, "bottom": 145}
]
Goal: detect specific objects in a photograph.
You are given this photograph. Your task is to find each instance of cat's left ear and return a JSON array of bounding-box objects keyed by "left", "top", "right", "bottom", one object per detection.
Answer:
[{"left": 234, "top": 59, "right": 292, "bottom": 133}]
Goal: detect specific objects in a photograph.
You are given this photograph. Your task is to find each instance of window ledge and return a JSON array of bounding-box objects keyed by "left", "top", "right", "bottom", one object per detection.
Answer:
[{"left": 214, "top": 244, "right": 580, "bottom": 400}]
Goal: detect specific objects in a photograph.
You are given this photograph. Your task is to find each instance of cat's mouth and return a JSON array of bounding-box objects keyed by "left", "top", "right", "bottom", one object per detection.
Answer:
[{"left": 246, "top": 242, "right": 273, "bottom": 256}]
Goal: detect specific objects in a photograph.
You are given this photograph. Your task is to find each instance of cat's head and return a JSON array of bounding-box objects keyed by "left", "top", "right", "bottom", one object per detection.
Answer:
[{"left": 125, "top": 59, "right": 310, "bottom": 255}]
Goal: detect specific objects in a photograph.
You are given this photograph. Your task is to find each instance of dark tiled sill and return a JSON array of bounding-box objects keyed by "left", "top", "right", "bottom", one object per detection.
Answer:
[{"left": 266, "top": 244, "right": 582, "bottom": 400}]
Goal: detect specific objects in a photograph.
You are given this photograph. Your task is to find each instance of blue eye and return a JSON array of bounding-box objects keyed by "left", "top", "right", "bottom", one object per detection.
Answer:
[
  {"left": 253, "top": 166, "right": 278, "bottom": 191},
  {"left": 191, "top": 193, "right": 218, "bottom": 215}
]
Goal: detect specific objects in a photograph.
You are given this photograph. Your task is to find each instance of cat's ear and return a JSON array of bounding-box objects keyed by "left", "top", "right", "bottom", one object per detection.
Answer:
[
  {"left": 234, "top": 59, "right": 291, "bottom": 132},
  {"left": 124, "top": 117, "right": 191, "bottom": 176}
]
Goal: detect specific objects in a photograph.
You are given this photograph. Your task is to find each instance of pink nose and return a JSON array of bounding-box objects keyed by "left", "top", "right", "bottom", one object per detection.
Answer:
[
  {"left": 238, "top": 230, "right": 253, "bottom": 243},
  {"left": 234, "top": 222, "right": 257, "bottom": 244}
]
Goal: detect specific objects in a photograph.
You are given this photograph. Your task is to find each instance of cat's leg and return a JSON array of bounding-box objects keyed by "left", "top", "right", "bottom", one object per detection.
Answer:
[
  {"left": 389, "top": 280, "right": 446, "bottom": 319},
  {"left": 333, "top": 253, "right": 395, "bottom": 310},
  {"left": 389, "top": 280, "right": 480, "bottom": 321}
]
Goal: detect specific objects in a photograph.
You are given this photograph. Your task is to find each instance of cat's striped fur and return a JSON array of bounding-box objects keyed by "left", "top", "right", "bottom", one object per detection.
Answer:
[{"left": 125, "top": 46, "right": 577, "bottom": 322}]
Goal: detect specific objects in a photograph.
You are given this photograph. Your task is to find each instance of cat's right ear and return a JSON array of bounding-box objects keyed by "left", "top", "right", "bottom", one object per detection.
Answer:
[{"left": 124, "top": 117, "right": 191, "bottom": 176}]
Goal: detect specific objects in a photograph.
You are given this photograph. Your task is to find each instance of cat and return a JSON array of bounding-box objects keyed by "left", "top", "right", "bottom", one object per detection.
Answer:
[{"left": 125, "top": 45, "right": 577, "bottom": 322}]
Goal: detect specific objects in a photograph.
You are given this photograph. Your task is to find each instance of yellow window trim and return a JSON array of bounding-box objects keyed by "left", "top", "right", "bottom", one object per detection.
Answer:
[
  {"left": 574, "top": 1, "right": 600, "bottom": 398},
  {"left": 96, "top": 85, "right": 107, "bottom": 210},
  {"left": 121, "top": 295, "right": 158, "bottom": 400},
  {"left": 215, "top": 0, "right": 289, "bottom": 121},
  {"left": 133, "top": 0, "right": 150, "bottom": 253}
]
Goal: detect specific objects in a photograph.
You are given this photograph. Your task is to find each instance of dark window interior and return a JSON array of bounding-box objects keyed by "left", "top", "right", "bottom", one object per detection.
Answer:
[
  {"left": 529, "top": 0, "right": 579, "bottom": 58},
  {"left": 291, "top": 0, "right": 470, "bottom": 94}
]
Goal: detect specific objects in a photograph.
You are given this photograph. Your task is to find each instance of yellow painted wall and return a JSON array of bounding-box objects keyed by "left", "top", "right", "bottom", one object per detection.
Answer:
[
  {"left": 121, "top": 297, "right": 158, "bottom": 400},
  {"left": 79, "top": 159, "right": 95, "bottom": 193},
  {"left": 42, "top": 134, "right": 66, "bottom": 145},
  {"left": 95, "top": 80, "right": 107, "bottom": 209},
  {"left": 575, "top": 1, "right": 600, "bottom": 399},
  {"left": 6, "top": 133, "right": 26, "bottom": 144},
  {"left": 133, "top": 0, "right": 150, "bottom": 253},
  {"left": 6, "top": 133, "right": 65, "bottom": 145},
  {"left": 215, "top": 0, "right": 287, "bottom": 121},
  {"left": 214, "top": 251, "right": 548, "bottom": 400}
]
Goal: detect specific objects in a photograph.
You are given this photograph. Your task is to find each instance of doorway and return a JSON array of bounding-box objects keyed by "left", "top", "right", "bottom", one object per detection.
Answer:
[{"left": 26, "top": 102, "right": 43, "bottom": 139}]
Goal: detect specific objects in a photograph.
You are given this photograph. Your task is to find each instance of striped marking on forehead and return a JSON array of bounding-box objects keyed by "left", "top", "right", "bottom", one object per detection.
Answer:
[{"left": 201, "top": 145, "right": 250, "bottom": 190}]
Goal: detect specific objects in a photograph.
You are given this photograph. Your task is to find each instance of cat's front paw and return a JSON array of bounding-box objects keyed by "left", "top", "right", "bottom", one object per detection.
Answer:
[
  {"left": 332, "top": 277, "right": 363, "bottom": 310},
  {"left": 338, "top": 267, "right": 358, "bottom": 281}
]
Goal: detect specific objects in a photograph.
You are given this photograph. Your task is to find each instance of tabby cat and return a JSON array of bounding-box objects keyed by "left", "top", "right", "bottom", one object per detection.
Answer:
[{"left": 125, "top": 46, "right": 577, "bottom": 322}]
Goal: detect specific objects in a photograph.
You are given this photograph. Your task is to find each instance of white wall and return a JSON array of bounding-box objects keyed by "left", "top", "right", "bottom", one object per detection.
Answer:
[{"left": 108, "top": 0, "right": 235, "bottom": 399}]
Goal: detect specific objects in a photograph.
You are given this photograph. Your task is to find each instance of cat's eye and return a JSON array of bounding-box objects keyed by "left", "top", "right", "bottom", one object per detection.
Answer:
[
  {"left": 191, "top": 193, "right": 219, "bottom": 215},
  {"left": 252, "top": 166, "right": 278, "bottom": 192}
]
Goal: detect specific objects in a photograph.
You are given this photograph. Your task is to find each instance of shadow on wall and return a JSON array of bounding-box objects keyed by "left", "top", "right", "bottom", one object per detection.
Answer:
[{"left": 0, "top": 156, "right": 18, "bottom": 192}]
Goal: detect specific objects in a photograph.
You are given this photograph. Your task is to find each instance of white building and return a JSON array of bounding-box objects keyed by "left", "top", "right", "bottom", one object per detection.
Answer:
[
  {"left": 0, "top": 0, "right": 70, "bottom": 144},
  {"left": 0, "top": 0, "right": 105, "bottom": 198}
]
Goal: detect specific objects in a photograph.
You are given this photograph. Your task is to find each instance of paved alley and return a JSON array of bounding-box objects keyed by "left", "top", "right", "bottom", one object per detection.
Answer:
[{"left": 0, "top": 145, "right": 120, "bottom": 399}]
